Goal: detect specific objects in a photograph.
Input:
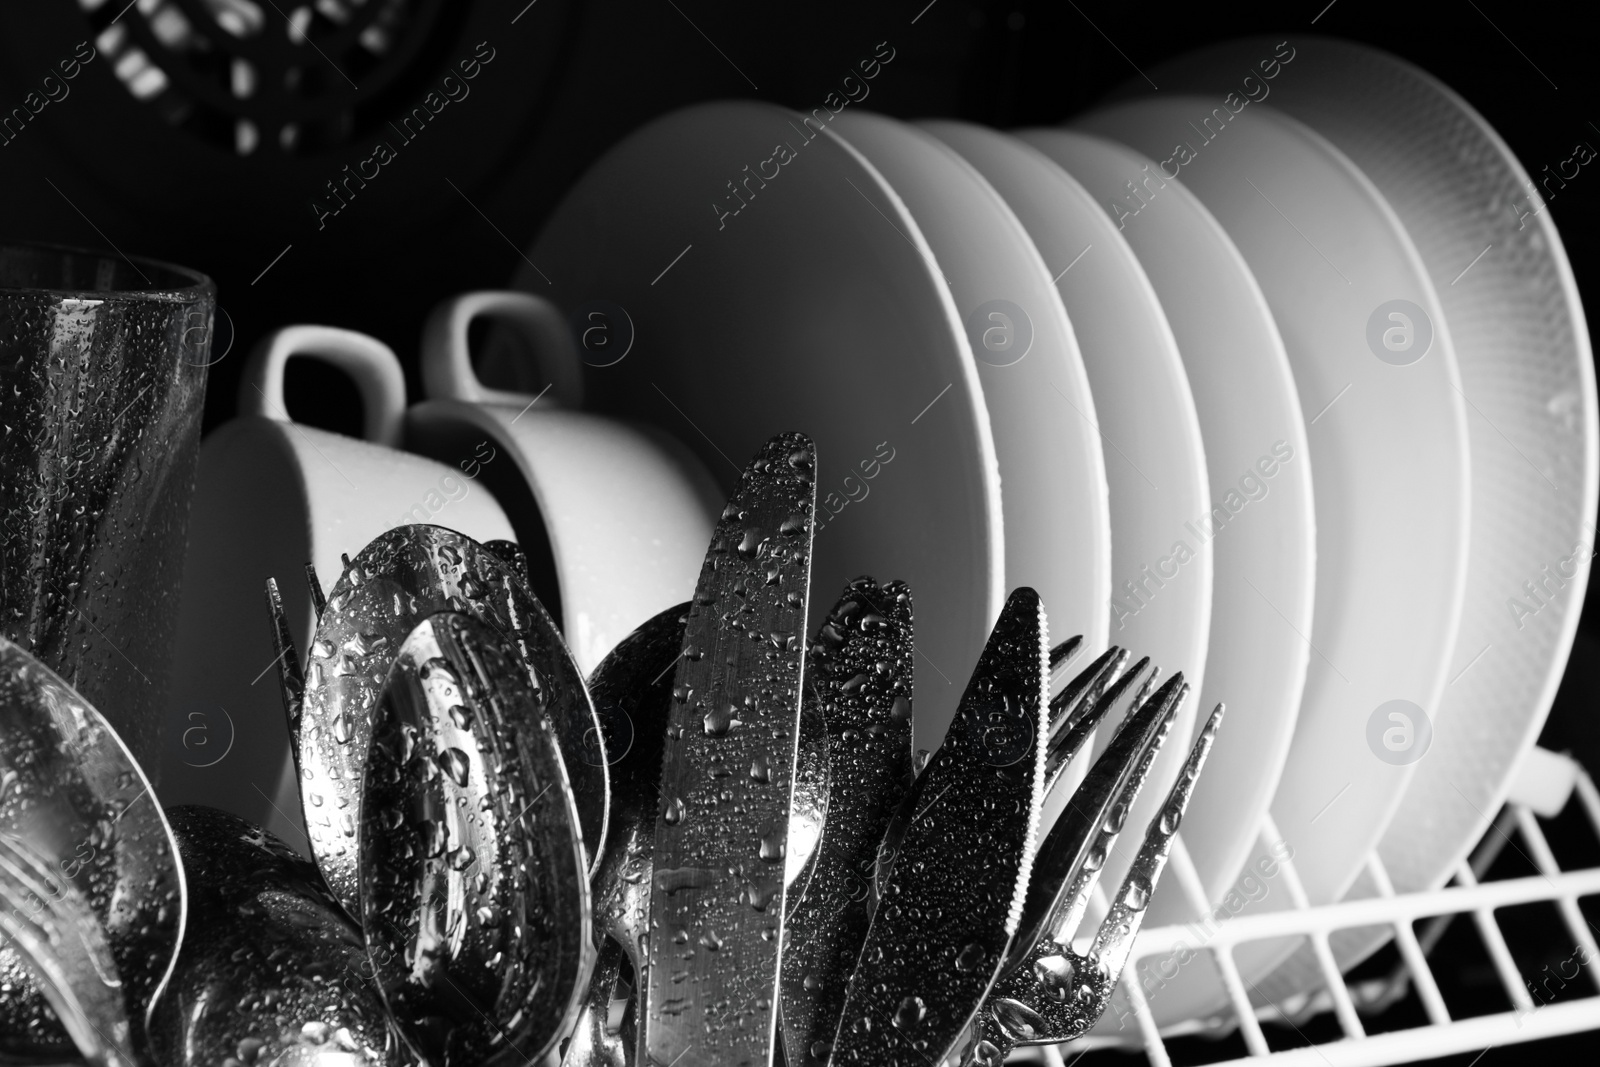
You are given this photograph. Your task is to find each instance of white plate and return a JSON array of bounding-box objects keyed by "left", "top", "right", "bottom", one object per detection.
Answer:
[
  {"left": 515, "top": 100, "right": 1003, "bottom": 748},
  {"left": 825, "top": 110, "right": 1112, "bottom": 732},
  {"left": 1020, "top": 129, "right": 1315, "bottom": 940},
  {"left": 1145, "top": 34, "right": 1599, "bottom": 898},
  {"left": 918, "top": 119, "right": 1211, "bottom": 913},
  {"left": 1076, "top": 99, "right": 1472, "bottom": 915},
  {"left": 1141, "top": 37, "right": 1599, "bottom": 1005}
]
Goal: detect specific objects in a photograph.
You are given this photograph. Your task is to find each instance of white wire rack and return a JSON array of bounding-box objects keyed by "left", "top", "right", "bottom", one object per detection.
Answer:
[{"left": 1007, "top": 747, "right": 1600, "bottom": 1067}]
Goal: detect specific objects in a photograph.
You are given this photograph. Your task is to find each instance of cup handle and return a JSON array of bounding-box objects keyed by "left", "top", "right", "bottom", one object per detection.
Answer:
[
  {"left": 421, "top": 290, "right": 584, "bottom": 409},
  {"left": 238, "top": 325, "right": 407, "bottom": 447}
]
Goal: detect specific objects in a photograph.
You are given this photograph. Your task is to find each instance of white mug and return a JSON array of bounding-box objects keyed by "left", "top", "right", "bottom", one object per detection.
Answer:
[
  {"left": 162, "top": 325, "right": 516, "bottom": 848},
  {"left": 406, "top": 290, "right": 721, "bottom": 675}
]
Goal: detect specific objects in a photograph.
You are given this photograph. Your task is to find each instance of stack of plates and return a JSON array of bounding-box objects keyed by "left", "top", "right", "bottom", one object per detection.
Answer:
[{"left": 510, "top": 38, "right": 1596, "bottom": 1029}]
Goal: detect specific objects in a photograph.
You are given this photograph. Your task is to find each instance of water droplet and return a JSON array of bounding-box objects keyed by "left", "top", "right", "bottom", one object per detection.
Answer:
[
  {"left": 749, "top": 755, "right": 772, "bottom": 782},
  {"left": 420, "top": 657, "right": 456, "bottom": 683},
  {"left": 991, "top": 998, "right": 1045, "bottom": 1041},
  {"left": 703, "top": 705, "right": 740, "bottom": 737},
  {"left": 780, "top": 512, "right": 806, "bottom": 535},
  {"left": 1159, "top": 804, "right": 1182, "bottom": 835},
  {"left": 737, "top": 527, "right": 763, "bottom": 558},
  {"left": 447, "top": 704, "right": 473, "bottom": 730},
  {"left": 1122, "top": 877, "right": 1150, "bottom": 912},
  {"left": 654, "top": 867, "right": 717, "bottom": 894},
  {"left": 448, "top": 845, "right": 475, "bottom": 871},
  {"left": 436, "top": 747, "right": 471, "bottom": 787},
  {"left": 744, "top": 878, "right": 780, "bottom": 911},
  {"left": 892, "top": 995, "right": 926, "bottom": 1030},
  {"left": 955, "top": 941, "right": 986, "bottom": 973},
  {"left": 663, "top": 797, "right": 686, "bottom": 825},
  {"left": 891, "top": 695, "right": 912, "bottom": 721},
  {"left": 698, "top": 930, "right": 723, "bottom": 951},
  {"left": 1034, "top": 954, "right": 1074, "bottom": 1000}
]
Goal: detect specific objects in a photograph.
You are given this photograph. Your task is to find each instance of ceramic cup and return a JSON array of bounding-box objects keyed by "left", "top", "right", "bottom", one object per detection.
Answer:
[
  {"left": 161, "top": 325, "right": 516, "bottom": 846},
  {"left": 405, "top": 290, "right": 721, "bottom": 675}
]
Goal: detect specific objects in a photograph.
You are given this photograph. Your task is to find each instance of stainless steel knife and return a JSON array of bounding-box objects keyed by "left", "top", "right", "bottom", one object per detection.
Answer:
[
  {"left": 829, "top": 586, "right": 1048, "bottom": 1066},
  {"left": 643, "top": 433, "right": 817, "bottom": 1067},
  {"left": 780, "top": 577, "right": 915, "bottom": 1067}
]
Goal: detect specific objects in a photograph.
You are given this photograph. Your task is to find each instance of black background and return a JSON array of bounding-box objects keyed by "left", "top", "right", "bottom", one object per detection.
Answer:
[{"left": 2, "top": 1, "right": 1597, "bottom": 1063}]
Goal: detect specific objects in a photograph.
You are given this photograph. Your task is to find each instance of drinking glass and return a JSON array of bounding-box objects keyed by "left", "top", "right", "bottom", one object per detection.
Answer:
[{"left": 0, "top": 241, "right": 213, "bottom": 777}]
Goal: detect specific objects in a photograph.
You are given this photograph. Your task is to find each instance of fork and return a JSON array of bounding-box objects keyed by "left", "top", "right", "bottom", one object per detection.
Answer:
[{"left": 960, "top": 675, "right": 1225, "bottom": 1065}]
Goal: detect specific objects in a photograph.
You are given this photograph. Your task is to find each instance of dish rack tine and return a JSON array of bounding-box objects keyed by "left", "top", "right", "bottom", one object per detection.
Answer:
[
  {"left": 1512, "top": 805, "right": 1600, "bottom": 986},
  {"left": 1035, "top": 759, "right": 1600, "bottom": 1067},
  {"left": 1364, "top": 853, "right": 1450, "bottom": 1026}
]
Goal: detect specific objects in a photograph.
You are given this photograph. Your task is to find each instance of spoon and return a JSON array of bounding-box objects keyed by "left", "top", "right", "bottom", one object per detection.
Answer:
[
  {"left": 360, "top": 611, "right": 592, "bottom": 1066},
  {"left": 0, "top": 636, "right": 185, "bottom": 1067},
  {"left": 147, "top": 805, "right": 400, "bottom": 1067},
  {"left": 271, "top": 524, "right": 610, "bottom": 918},
  {"left": 560, "top": 602, "right": 687, "bottom": 1067}
]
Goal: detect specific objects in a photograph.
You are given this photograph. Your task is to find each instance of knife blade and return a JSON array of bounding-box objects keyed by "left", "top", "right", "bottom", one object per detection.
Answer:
[
  {"left": 643, "top": 433, "right": 816, "bottom": 1067},
  {"left": 780, "top": 577, "right": 915, "bottom": 1067},
  {"left": 830, "top": 586, "right": 1048, "bottom": 1066}
]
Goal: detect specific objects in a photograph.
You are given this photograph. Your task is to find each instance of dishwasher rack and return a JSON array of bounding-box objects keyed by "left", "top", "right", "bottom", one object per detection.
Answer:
[{"left": 1005, "top": 747, "right": 1600, "bottom": 1067}]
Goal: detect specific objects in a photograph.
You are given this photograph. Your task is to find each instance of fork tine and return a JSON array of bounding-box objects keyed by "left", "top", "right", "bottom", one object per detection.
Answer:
[
  {"left": 1047, "top": 635, "right": 1084, "bottom": 690},
  {"left": 304, "top": 562, "right": 327, "bottom": 621},
  {"left": 264, "top": 577, "right": 306, "bottom": 753},
  {"left": 1048, "top": 646, "right": 1127, "bottom": 736},
  {"left": 964, "top": 697, "right": 1222, "bottom": 1064},
  {"left": 1044, "top": 655, "right": 1150, "bottom": 779},
  {"left": 1127, "top": 665, "right": 1162, "bottom": 716},
  {"left": 1088, "top": 700, "right": 1225, "bottom": 978},
  {"left": 1014, "top": 673, "right": 1186, "bottom": 974}
]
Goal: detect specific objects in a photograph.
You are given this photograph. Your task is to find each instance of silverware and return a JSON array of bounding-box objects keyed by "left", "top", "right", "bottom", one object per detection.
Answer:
[
  {"left": 829, "top": 586, "right": 1050, "bottom": 1067},
  {"left": 360, "top": 611, "right": 592, "bottom": 1065},
  {"left": 643, "top": 433, "right": 817, "bottom": 1067},
  {"left": 562, "top": 936, "right": 634, "bottom": 1067},
  {"left": 568, "top": 594, "right": 833, "bottom": 1067},
  {"left": 267, "top": 525, "right": 610, "bottom": 916},
  {"left": 148, "top": 805, "right": 400, "bottom": 1067},
  {"left": 562, "top": 602, "right": 689, "bottom": 1067},
  {"left": 964, "top": 692, "right": 1225, "bottom": 1065},
  {"left": 0, "top": 833, "right": 132, "bottom": 1067},
  {"left": 0, "top": 637, "right": 185, "bottom": 1067},
  {"left": 780, "top": 577, "right": 915, "bottom": 1067}
]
